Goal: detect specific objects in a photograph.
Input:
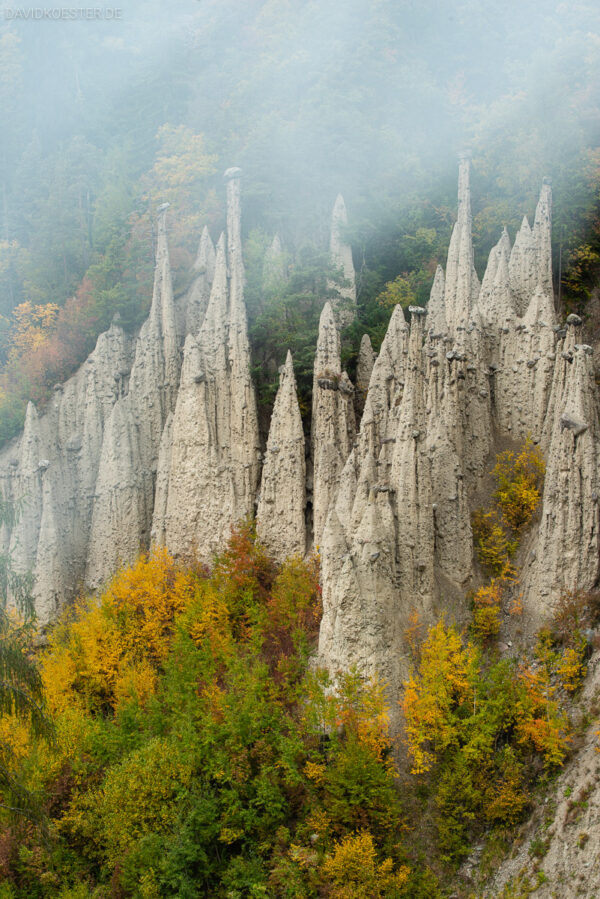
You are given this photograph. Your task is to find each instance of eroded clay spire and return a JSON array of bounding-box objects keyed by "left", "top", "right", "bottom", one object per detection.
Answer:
[
  {"left": 86, "top": 400, "right": 146, "bottom": 590},
  {"left": 355, "top": 334, "right": 376, "bottom": 418},
  {"left": 160, "top": 176, "right": 259, "bottom": 564},
  {"left": 225, "top": 166, "right": 244, "bottom": 313},
  {"left": 533, "top": 178, "right": 553, "bottom": 299},
  {"left": 479, "top": 227, "right": 514, "bottom": 327},
  {"left": 195, "top": 225, "right": 216, "bottom": 276},
  {"left": 263, "top": 234, "right": 287, "bottom": 290},
  {"left": 427, "top": 265, "right": 446, "bottom": 335},
  {"left": 509, "top": 216, "right": 535, "bottom": 314},
  {"left": 257, "top": 351, "right": 306, "bottom": 560},
  {"left": 228, "top": 205, "right": 260, "bottom": 524},
  {"left": 525, "top": 340, "right": 600, "bottom": 625},
  {"left": 86, "top": 205, "right": 181, "bottom": 588},
  {"left": 152, "top": 204, "right": 179, "bottom": 392},
  {"left": 203, "top": 232, "right": 229, "bottom": 347},
  {"left": 357, "top": 304, "right": 409, "bottom": 459},
  {"left": 9, "top": 402, "right": 43, "bottom": 581},
  {"left": 329, "top": 193, "right": 357, "bottom": 327},
  {"left": 311, "top": 302, "right": 356, "bottom": 547},
  {"left": 390, "top": 308, "right": 434, "bottom": 601},
  {"left": 317, "top": 489, "right": 400, "bottom": 697},
  {"left": 186, "top": 225, "right": 216, "bottom": 336},
  {"left": 444, "top": 155, "right": 481, "bottom": 334}
]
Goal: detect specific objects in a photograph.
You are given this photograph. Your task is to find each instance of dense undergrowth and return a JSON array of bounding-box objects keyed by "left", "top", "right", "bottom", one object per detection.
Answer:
[
  {"left": 0, "top": 444, "right": 595, "bottom": 897},
  {"left": 403, "top": 618, "right": 578, "bottom": 868},
  {"left": 0, "top": 531, "right": 434, "bottom": 898},
  {"left": 471, "top": 439, "right": 546, "bottom": 639}
]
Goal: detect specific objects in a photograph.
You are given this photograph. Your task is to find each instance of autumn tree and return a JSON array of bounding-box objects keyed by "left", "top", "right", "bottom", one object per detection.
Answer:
[
  {"left": 8, "top": 301, "right": 59, "bottom": 362},
  {"left": 403, "top": 619, "right": 571, "bottom": 863}
]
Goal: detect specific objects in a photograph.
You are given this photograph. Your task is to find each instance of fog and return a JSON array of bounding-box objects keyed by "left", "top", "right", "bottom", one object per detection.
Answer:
[{"left": 2, "top": 0, "right": 599, "bottom": 291}]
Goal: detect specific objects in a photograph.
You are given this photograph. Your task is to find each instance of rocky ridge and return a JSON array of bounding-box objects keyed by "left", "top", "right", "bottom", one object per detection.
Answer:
[
  {"left": 2, "top": 162, "right": 599, "bottom": 898},
  {"left": 315, "top": 159, "right": 588, "bottom": 697},
  {"left": 0, "top": 164, "right": 597, "bottom": 708}
]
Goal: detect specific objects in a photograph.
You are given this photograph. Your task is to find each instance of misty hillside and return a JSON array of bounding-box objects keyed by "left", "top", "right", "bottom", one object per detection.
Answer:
[
  {"left": 1, "top": 3, "right": 600, "bottom": 898},
  {"left": 1, "top": 0, "right": 599, "bottom": 442}
]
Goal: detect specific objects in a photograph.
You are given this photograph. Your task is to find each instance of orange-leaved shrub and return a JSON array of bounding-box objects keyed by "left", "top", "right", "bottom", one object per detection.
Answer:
[{"left": 515, "top": 652, "right": 571, "bottom": 768}]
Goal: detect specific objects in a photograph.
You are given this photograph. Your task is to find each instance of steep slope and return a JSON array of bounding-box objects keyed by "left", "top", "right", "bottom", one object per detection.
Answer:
[{"left": 485, "top": 649, "right": 600, "bottom": 898}]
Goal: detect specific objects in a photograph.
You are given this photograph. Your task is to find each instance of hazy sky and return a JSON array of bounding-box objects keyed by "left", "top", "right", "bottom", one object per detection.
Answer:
[{"left": 2, "top": 0, "right": 599, "bottom": 244}]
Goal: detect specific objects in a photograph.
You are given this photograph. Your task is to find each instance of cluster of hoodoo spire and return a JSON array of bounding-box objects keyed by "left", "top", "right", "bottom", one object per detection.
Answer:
[{"left": 1, "top": 162, "right": 598, "bottom": 703}]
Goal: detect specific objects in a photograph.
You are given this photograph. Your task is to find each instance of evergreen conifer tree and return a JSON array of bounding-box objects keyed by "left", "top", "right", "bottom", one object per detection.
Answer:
[{"left": 0, "top": 496, "right": 52, "bottom": 818}]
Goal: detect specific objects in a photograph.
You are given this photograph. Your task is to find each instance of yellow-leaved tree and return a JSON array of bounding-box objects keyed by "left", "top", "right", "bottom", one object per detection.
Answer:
[
  {"left": 321, "top": 831, "right": 410, "bottom": 899},
  {"left": 42, "top": 547, "right": 196, "bottom": 718},
  {"left": 8, "top": 301, "right": 59, "bottom": 362},
  {"left": 403, "top": 621, "right": 478, "bottom": 774}
]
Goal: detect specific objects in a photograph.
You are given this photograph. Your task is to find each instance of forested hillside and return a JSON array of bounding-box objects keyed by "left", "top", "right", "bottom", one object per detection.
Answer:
[
  {"left": 0, "top": 0, "right": 599, "bottom": 440},
  {"left": 0, "top": 513, "right": 592, "bottom": 898},
  {"left": 2, "top": 4, "right": 600, "bottom": 897}
]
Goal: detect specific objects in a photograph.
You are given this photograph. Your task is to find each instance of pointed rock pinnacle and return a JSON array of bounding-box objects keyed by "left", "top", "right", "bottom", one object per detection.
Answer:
[{"left": 257, "top": 351, "right": 306, "bottom": 560}]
